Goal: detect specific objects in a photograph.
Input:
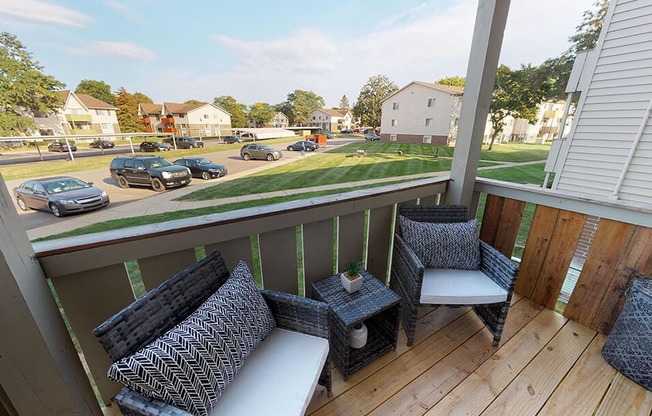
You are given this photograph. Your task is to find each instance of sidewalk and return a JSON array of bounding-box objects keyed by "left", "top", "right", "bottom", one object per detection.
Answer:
[{"left": 26, "top": 157, "right": 546, "bottom": 240}]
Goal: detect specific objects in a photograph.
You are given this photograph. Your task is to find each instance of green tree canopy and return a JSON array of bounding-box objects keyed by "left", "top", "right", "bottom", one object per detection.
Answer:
[
  {"left": 214, "top": 95, "right": 247, "bottom": 128},
  {"left": 132, "top": 92, "right": 153, "bottom": 105},
  {"left": 436, "top": 76, "right": 466, "bottom": 87},
  {"left": 114, "top": 87, "right": 143, "bottom": 132},
  {"left": 285, "top": 90, "right": 324, "bottom": 126},
  {"left": 248, "top": 103, "right": 275, "bottom": 127},
  {"left": 488, "top": 65, "right": 551, "bottom": 150},
  {"left": 352, "top": 74, "right": 399, "bottom": 128},
  {"left": 184, "top": 99, "right": 203, "bottom": 104},
  {"left": 0, "top": 32, "right": 65, "bottom": 135},
  {"left": 339, "top": 95, "right": 350, "bottom": 110},
  {"left": 75, "top": 79, "right": 114, "bottom": 105},
  {"left": 539, "top": 0, "right": 609, "bottom": 100}
]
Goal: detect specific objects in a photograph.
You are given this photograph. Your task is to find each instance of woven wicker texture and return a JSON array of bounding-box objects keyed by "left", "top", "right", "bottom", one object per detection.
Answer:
[
  {"left": 390, "top": 205, "right": 519, "bottom": 347},
  {"left": 312, "top": 271, "right": 400, "bottom": 379},
  {"left": 94, "top": 251, "right": 332, "bottom": 415},
  {"left": 602, "top": 278, "right": 652, "bottom": 390}
]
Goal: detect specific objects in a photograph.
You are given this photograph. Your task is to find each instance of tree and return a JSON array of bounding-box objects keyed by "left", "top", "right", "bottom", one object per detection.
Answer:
[
  {"left": 214, "top": 95, "right": 247, "bottom": 128},
  {"left": 248, "top": 103, "right": 275, "bottom": 127},
  {"left": 352, "top": 75, "right": 399, "bottom": 128},
  {"left": 436, "top": 76, "right": 466, "bottom": 87},
  {"left": 339, "top": 95, "right": 350, "bottom": 110},
  {"left": 0, "top": 32, "right": 65, "bottom": 135},
  {"left": 539, "top": 0, "right": 609, "bottom": 100},
  {"left": 488, "top": 65, "right": 551, "bottom": 150},
  {"left": 286, "top": 90, "right": 324, "bottom": 126},
  {"left": 114, "top": 87, "right": 143, "bottom": 132},
  {"left": 184, "top": 99, "right": 203, "bottom": 104},
  {"left": 132, "top": 92, "right": 153, "bottom": 105},
  {"left": 75, "top": 79, "right": 114, "bottom": 105}
]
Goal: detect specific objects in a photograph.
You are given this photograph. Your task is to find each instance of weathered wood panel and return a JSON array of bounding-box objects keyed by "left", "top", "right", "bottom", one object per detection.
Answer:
[
  {"left": 515, "top": 205, "right": 560, "bottom": 298},
  {"left": 259, "top": 227, "right": 300, "bottom": 294},
  {"left": 337, "top": 212, "right": 365, "bottom": 273},
  {"left": 479, "top": 194, "right": 505, "bottom": 246},
  {"left": 531, "top": 210, "right": 586, "bottom": 309},
  {"left": 564, "top": 219, "right": 636, "bottom": 327},
  {"left": 50, "top": 264, "right": 135, "bottom": 404},
  {"left": 366, "top": 206, "right": 394, "bottom": 283},
  {"left": 595, "top": 373, "right": 652, "bottom": 416},
  {"left": 589, "top": 225, "right": 652, "bottom": 333},
  {"left": 303, "top": 219, "right": 336, "bottom": 290},
  {"left": 138, "top": 249, "right": 197, "bottom": 291}
]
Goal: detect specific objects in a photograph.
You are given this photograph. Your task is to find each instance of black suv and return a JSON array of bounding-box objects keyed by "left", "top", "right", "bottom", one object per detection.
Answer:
[{"left": 109, "top": 156, "right": 192, "bottom": 192}]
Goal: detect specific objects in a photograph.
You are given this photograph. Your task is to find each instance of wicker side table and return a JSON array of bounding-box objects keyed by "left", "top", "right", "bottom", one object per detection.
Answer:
[
  {"left": 311, "top": 270, "right": 401, "bottom": 380},
  {"left": 602, "top": 278, "right": 652, "bottom": 390}
]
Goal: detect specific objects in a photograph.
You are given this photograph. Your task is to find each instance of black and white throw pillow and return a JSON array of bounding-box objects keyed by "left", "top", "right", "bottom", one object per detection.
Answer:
[
  {"left": 399, "top": 216, "right": 481, "bottom": 270},
  {"left": 107, "top": 260, "right": 276, "bottom": 416}
]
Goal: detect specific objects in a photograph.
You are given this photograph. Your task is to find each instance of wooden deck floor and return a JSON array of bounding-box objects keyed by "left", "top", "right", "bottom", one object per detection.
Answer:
[{"left": 306, "top": 295, "right": 652, "bottom": 416}]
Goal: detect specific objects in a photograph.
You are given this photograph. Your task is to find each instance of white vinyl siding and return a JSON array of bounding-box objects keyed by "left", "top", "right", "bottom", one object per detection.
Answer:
[{"left": 554, "top": 0, "right": 652, "bottom": 205}]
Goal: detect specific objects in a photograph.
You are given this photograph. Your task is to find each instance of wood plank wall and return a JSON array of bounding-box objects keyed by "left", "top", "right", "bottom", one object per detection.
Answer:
[{"left": 483, "top": 195, "right": 652, "bottom": 336}]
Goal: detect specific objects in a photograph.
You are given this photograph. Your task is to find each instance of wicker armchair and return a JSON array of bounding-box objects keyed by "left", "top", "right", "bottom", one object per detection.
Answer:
[
  {"left": 390, "top": 205, "right": 519, "bottom": 347},
  {"left": 93, "top": 251, "right": 331, "bottom": 416}
]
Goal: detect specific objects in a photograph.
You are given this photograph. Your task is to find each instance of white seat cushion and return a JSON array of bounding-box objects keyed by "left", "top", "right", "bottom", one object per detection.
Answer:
[
  {"left": 420, "top": 268, "right": 508, "bottom": 305},
  {"left": 209, "top": 328, "right": 329, "bottom": 416}
]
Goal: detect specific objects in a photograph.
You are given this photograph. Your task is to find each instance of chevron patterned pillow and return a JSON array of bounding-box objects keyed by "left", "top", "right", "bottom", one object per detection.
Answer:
[
  {"left": 399, "top": 216, "right": 481, "bottom": 270},
  {"left": 107, "top": 260, "right": 276, "bottom": 416}
]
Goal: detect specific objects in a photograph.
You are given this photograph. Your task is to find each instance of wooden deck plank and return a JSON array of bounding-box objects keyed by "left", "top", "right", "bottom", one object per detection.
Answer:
[
  {"left": 538, "top": 334, "right": 616, "bottom": 416},
  {"left": 595, "top": 373, "right": 652, "bottom": 416},
  {"left": 423, "top": 308, "right": 567, "bottom": 416},
  {"left": 310, "top": 310, "right": 485, "bottom": 416},
  {"left": 492, "top": 198, "right": 526, "bottom": 258},
  {"left": 368, "top": 298, "right": 543, "bottom": 416},
  {"left": 479, "top": 194, "right": 504, "bottom": 246},
  {"left": 480, "top": 319, "right": 596, "bottom": 415}
]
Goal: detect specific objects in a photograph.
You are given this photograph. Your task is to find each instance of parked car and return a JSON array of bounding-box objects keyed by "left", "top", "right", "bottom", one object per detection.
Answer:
[
  {"left": 47, "top": 141, "right": 77, "bottom": 152},
  {"left": 109, "top": 156, "right": 192, "bottom": 192},
  {"left": 89, "top": 139, "right": 115, "bottom": 149},
  {"left": 173, "top": 157, "right": 227, "bottom": 180},
  {"left": 162, "top": 137, "right": 204, "bottom": 149},
  {"left": 13, "top": 176, "right": 109, "bottom": 217},
  {"left": 286, "top": 141, "right": 318, "bottom": 152},
  {"left": 240, "top": 144, "right": 282, "bottom": 161},
  {"left": 364, "top": 133, "right": 381, "bottom": 141},
  {"left": 341, "top": 129, "right": 353, "bottom": 134},
  {"left": 139, "top": 141, "right": 171, "bottom": 152},
  {"left": 223, "top": 135, "right": 242, "bottom": 144}
]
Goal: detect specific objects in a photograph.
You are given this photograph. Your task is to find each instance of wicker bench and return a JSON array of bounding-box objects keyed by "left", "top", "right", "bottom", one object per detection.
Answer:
[{"left": 94, "top": 251, "right": 331, "bottom": 416}]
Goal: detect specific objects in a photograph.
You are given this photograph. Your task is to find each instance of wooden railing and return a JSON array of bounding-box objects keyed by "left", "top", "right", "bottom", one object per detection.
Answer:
[{"left": 31, "top": 176, "right": 652, "bottom": 407}]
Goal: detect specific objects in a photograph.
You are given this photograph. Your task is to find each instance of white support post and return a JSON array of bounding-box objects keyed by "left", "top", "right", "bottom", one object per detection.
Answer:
[
  {"left": 0, "top": 174, "right": 101, "bottom": 415},
  {"left": 448, "top": 0, "right": 511, "bottom": 211}
]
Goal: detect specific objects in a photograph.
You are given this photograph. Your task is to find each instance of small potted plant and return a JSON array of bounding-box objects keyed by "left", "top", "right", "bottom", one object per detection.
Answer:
[{"left": 340, "top": 260, "right": 364, "bottom": 293}]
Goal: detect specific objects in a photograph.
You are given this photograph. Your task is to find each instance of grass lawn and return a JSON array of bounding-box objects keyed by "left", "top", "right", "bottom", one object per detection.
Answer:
[{"left": 31, "top": 142, "right": 551, "bottom": 241}]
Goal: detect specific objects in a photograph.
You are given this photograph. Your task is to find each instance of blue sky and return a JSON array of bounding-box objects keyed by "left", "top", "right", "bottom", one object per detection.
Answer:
[{"left": 1, "top": 0, "right": 596, "bottom": 108}]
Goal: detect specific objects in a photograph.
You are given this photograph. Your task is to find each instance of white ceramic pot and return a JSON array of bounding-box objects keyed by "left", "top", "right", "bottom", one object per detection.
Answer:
[
  {"left": 340, "top": 273, "right": 364, "bottom": 293},
  {"left": 350, "top": 322, "right": 368, "bottom": 349}
]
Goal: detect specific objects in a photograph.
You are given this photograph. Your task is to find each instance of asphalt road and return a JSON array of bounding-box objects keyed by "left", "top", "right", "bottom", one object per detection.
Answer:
[{"left": 4, "top": 138, "right": 351, "bottom": 231}]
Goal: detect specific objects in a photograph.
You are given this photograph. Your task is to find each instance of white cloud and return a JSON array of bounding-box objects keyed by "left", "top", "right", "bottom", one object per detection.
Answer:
[
  {"left": 0, "top": 0, "right": 91, "bottom": 27},
  {"left": 104, "top": 0, "right": 143, "bottom": 22},
  {"left": 63, "top": 41, "right": 156, "bottom": 61}
]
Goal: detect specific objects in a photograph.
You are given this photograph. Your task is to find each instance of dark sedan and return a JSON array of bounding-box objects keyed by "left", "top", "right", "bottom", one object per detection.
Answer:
[
  {"left": 140, "top": 141, "right": 171, "bottom": 152},
  {"left": 48, "top": 141, "right": 77, "bottom": 152},
  {"left": 89, "top": 139, "right": 115, "bottom": 149},
  {"left": 364, "top": 133, "right": 381, "bottom": 141},
  {"left": 173, "top": 157, "right": 228, "bottom": 180},
  {"left": 13, "top": 176, "right": 110, "bottom": 217},
  {"left": 287, "top": 141, "right": 318, "bottom": 151},
  {"left": 223, "top": 135, "right": 243, "bottom": 144}
]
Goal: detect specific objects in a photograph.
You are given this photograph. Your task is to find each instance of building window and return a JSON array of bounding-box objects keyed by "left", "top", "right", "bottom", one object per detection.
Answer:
[
  {"left": 390, "top": 134, "right": 397, "bottom": 142},
  {"left": 392, "top": 102, "right": 399, "bottom": 110},
  {"left": 96, "top": 109, "right": 110, "bottom": 116},
  {"left": 101, "top": 123, "right": 111, "bottom": 129},
  {"left": 423, "top": 135, "right": 432, "bottom": 144},
  {"left": 425, "top": 118, "right": 433, "bottom": 126},
  {"left": 180, "top": 123, "right": 187, "bottom": 128},
  {"left": 427, "top": 98, "right": 436, "bottom": 107},
  {"left": 391, "top": 119, "right": 397, "bottom": 126}
]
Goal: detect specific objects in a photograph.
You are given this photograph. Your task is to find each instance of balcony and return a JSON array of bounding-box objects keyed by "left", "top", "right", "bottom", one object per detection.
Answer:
[
  {"left": 162, "top": 126, "right": 176, "bottom": 133},
  {"left": 161, "top": 117, "right": 175, "bottom": 124},
  {"left": 65, "top": 113, "right": 93, "bottom": 122},
  {"left": 12, "top": 176, "right": 648, "bottom": 415},
  {"left": 140, "top": 117, "right": 151, "bottom": 124}
]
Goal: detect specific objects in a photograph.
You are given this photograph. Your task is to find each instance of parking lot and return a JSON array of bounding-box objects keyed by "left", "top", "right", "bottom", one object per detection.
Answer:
[{"left": 3, "top": 138, "right": 352, "bottom": 233}]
